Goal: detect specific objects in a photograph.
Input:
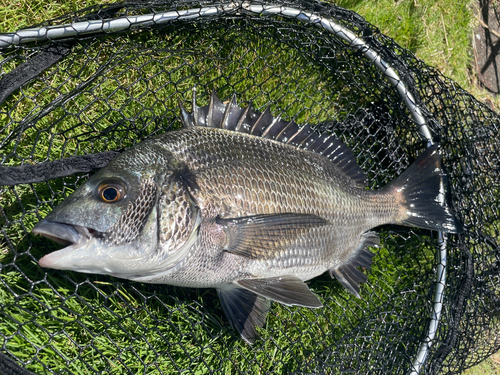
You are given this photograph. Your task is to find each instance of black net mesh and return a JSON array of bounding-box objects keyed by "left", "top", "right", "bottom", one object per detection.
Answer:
[{"left": 0, "top": 1, "right": 498, "bottom": 374}]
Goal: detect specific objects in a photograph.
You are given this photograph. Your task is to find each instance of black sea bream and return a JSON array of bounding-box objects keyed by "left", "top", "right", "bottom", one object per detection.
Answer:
[{"left": 33, "top": 91, "right": 462, "bottom": 343}]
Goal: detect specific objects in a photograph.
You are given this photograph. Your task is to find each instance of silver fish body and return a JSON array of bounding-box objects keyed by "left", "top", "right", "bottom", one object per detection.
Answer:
[
  {"left": 124, "top": 126, "right": 390, "bottom": 286},
  {"left": 33, "top": 92, "right": 462, "bottom": 343}
]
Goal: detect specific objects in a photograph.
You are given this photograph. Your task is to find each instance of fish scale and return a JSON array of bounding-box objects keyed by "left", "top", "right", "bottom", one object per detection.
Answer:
[{"left": 33, "top": 91, "right": 462, "bottom": 344}]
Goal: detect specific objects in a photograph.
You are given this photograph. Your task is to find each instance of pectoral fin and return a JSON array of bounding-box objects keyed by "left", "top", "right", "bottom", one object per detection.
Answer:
[
  {"left": 236, "top": 275, "right": 323, "bottom": 308},
  {"left": 216, "top": 286, "right": 271, "bottom": 344},
  {"left": 216, "top": 213, "right": 329, "bottom": 260}
]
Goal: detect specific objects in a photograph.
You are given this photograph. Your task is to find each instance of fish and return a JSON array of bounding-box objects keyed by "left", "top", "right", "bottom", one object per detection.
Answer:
[{"left": 32, "top": 90, "right": 462, "bottom": 344}]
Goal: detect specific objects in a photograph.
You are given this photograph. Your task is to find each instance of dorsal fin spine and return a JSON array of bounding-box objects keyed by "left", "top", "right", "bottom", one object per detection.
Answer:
[
  {"left": 178, "top": 99, "right": 194, "bottom": 127},
  {"left": 302, "top": 133, "right": 320, "bottom": 149},
  {"left": 323, "top": 143, "right": 342, "bottom": 159},
  {"left": 286, "top": 124, "right": 310, "bottom": 146},
  {"left": 261, "top": 114, "right": 281, "bottom": 138},
  {"left": 236, "top": 104, "right": 251, "bottom": 133},
  {"left": 309, "top": 133, "right": 330, "bottom": 154},
  {"left": 250, "top": 106, "right": 272, "bottom": 136},
  {"left": 222, "top": 94, "right": 238, "bottom": 130},
  {"left": 192, "top": 88, "right": 199, "bottom": 127},
  {"left": 206, "top": 89, "right": 225, "bottom": 128},
  {"left": 206, "top": 91, "right": 215, "bottom": 127},
  {"left": 182, "top": 91, "right": 367, "bottom": 185},
  {"left": 276, "top": 121, "right": 299, "bottom": 143}
]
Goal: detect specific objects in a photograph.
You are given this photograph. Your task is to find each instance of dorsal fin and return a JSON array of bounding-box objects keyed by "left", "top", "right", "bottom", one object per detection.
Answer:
[
  {"left": 234, "top": 104, "right": 252, "bottom": 133},
  {"left": 206, "top": 90, "right": 226, "bottom": 128},
  {"left": 250, "top": 107, "right": 273, "bottom": 136},
  {"left": 178, "top": 99, "right": 194, "bottom": 127},
  {"left": 180, "top": 90, "right": 367, "bottom": 186},
  {"left": 275, "top": 121, "right": 299, "bottom": 143},
  {"left": 287, "top": 124, "right": 312, "bottom": 146}
]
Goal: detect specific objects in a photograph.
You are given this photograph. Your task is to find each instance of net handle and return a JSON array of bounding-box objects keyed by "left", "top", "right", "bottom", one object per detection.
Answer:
[{"left": 0, "top": 2, "right": 446, "bottom": 372}]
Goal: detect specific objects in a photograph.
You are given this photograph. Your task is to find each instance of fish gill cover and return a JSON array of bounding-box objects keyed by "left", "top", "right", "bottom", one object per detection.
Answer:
[{"left": 0, "top": 1, "right": 498, "bottom": 374}]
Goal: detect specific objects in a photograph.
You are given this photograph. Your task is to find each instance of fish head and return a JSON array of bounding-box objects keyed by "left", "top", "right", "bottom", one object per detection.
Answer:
[{"left": 33, "top": 144, "right": 200, "bottom": 279}]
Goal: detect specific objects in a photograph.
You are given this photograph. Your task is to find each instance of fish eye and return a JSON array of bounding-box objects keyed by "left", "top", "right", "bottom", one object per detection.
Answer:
[{"left": 97, "top": 182, "right": 126, "bottom": 203}]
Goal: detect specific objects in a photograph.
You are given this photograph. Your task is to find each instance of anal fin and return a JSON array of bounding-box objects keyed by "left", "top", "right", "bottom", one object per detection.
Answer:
[
  {"left": 216, "top": 286, "right": 271, "bottom": 344},
  {"left": 329, "top": 232, "right": 378, "bottom": 298},
  {"left": 236, "top": 275, "right": 323, "bottom": 308}
]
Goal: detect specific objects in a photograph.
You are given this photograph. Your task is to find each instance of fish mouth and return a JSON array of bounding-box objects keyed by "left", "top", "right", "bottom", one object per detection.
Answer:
[{"left": 32, "top": 219, "right": 96, "bottom": 269}]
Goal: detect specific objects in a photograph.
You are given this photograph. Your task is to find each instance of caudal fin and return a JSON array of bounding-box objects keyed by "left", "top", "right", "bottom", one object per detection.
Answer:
[{"left": 386, "top": 144, "right": 462, "bottom": 234}]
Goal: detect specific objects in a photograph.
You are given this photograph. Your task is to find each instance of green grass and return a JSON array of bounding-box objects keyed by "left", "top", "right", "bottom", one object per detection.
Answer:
[
  {"left": 1, "top": 0, "right": 497, "bottom": 374},
  {"left": 0, "top": 0, "right": 109, "bottom": 31},
  {"left": 335, "top": 0, "right": 500, "bottom": 109},
  {"left": 336, "top": 0, "right": 474, "bottom": 89},
  {"left": 463, "top": 352, "right": 500, "bottom": 375}
]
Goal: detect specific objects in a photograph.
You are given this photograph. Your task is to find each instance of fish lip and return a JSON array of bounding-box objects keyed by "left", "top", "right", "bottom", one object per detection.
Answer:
[
  {"left": 32, "top": 219, "right": 94, "bottom": 245},
  {"left": 32, "top": 219, "right": 97, "bottom": 268}
]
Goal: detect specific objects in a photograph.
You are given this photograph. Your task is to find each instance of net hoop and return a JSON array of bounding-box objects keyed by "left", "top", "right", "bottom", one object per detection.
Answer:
[{"left": 0, "top": 3, "right": 450, "bottom": 372}]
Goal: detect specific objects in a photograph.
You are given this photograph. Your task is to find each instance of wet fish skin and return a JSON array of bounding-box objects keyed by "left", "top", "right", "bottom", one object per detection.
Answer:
[{"left": 33, "top": 91, "right": 462, "bottom": 343}]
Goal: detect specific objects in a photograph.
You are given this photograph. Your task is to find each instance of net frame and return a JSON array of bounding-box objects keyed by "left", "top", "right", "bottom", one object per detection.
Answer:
[{"left": 0, "top": 3, "right": 443, "bottom": 372}]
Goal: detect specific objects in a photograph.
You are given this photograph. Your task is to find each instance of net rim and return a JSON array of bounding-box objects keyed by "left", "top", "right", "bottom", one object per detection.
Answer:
[{"left": 0, "top": 2, "right": 449, "bottom": 372}]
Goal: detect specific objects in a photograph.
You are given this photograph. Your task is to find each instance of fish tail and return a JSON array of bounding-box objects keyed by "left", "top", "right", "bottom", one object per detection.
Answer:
[{"left": 385, "top": 144, "right": 462, "bottom": 234}]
